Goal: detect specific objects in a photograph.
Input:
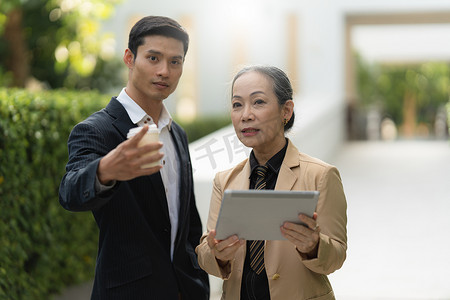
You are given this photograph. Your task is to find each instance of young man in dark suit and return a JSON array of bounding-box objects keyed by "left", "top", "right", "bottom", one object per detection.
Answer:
[{"left": 59, "top": 16, "right": 210, "bottom": 300}]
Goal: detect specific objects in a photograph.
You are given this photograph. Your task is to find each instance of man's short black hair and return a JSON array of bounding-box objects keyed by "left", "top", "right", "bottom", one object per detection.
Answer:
[{"left": 128, "top": 16, "right": 189, "bottom": 58}]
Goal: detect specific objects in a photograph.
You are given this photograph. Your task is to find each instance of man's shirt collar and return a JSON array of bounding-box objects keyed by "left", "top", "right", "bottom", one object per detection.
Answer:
[{"left": 117, "top": 88, "right": 172, "bottom": 130}]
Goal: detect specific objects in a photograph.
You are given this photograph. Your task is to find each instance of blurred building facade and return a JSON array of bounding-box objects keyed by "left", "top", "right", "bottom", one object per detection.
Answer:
[{"left": 103, "top": 0, "right": 450, "bottom": 156}]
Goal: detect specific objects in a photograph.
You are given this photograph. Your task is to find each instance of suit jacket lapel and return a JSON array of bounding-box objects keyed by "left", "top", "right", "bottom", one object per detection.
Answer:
[
  {"left": 224, "top": 159, "right": 251, "bottom": 190},
  {"left": 105, "top": 97, "right": 135, "bottom": 140},
  {"left": 275, "top": 140, "right": 299, "bottom": 191},
  {"left": 237, "top": 161, "right": 251, "bottom": 189},
  {"left": 105, "top": 97, "right": 170, "bottom": 223}
]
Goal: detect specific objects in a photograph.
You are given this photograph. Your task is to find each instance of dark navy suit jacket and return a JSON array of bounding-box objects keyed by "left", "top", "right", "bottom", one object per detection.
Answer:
[{"left": 59, "top": 97, "right": 209, "bottom": 300}]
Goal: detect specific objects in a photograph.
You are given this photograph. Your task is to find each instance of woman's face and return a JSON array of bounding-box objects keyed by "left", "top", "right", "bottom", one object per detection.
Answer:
[{"left": 231, "top": 71, "right": 289, "bottom": 154}]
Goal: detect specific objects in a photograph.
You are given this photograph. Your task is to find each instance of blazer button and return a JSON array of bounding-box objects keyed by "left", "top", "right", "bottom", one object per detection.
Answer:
[{"left": 272, "top": 273, "right": 280, "bottom": 280}]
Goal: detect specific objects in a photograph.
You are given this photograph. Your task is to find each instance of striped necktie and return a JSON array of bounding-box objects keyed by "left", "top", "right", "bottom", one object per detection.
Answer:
[{"left": 249, "top": 165, "right": 268, "bottom": 274}]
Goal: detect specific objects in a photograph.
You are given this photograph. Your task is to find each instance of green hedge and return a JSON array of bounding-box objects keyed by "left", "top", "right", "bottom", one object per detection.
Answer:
[
  {"left": 447, "top": 102, "right": 450, "bottom": 134},
  {"left": 0, "top": 88, "right": 230, "bottom": 299},
  {"left": 176, "top": 116, "right": 231, "bottom": 143},
  {"left": 0, "top": 88, "right": 107, "bottom": 299}
]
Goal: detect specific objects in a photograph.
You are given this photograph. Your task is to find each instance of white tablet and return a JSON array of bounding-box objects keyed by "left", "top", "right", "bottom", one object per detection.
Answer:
[{"left": 215, "top": 190, "right": 319, "bottom": 240}]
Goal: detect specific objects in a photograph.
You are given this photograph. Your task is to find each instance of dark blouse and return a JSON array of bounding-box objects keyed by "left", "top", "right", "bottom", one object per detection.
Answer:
[{"left": 241, "top": 139, "right": 288, "bottom": 300}]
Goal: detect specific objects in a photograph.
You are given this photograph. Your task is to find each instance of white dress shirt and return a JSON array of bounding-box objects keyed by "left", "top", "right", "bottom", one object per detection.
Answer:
[{"left": 110, "top": 88, "right": 180, "bottom": 260}]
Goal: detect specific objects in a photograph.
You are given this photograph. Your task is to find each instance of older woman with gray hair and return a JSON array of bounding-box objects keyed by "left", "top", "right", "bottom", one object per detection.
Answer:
[{"left": 196, "top": 65, "right": 347, "bottom": 300}]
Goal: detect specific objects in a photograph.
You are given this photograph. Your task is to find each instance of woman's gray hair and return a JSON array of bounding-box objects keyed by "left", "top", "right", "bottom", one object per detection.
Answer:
[{"left": 231, "top": 65, "right": 295, "bottom": 131}]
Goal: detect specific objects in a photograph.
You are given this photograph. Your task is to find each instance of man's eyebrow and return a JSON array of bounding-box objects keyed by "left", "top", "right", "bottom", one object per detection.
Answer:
[
  {"left": 171, "top": 55, "right": 184, "bottom": 60},
  {"left": 145, "top": 50, "right": 183, "bottom": 60},
  {"left": 146, "top": 50, "right": 162, "bottom": 55}
]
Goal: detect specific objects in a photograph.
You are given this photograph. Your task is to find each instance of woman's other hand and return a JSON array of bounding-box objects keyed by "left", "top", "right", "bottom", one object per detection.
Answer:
[
  {"left": 206, "top": 230, "right": 245, "bottom": 267},
  {"left": 281, "top": 212, "right": 320, "bottom": 259}
]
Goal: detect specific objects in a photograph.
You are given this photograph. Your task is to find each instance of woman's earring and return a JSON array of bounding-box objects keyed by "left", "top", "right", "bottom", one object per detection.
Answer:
[{"left": 283, "top": 118, "right": 288, "bottom": 126}]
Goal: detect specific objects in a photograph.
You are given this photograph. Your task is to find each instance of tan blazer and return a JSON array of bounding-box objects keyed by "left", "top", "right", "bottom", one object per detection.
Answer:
[{"left": 196, "top": 140, "right": 347, "bottom": 300}]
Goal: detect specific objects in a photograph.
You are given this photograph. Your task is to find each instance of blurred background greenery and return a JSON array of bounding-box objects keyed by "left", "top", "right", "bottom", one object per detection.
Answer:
[
  {"left": 354, "top": 55, "right": 449, "bottom": 140},
  {"left": 0, "top": 0, "right": 231, "bottom": 139},
  {"left": 0, "top": 0, "right": 123, "bottom": 92}
]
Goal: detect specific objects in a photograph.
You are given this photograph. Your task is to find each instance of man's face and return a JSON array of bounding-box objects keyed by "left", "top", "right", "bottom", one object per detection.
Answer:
[{"left": 125, "top": 35, "right": 184, "bottom": 102}]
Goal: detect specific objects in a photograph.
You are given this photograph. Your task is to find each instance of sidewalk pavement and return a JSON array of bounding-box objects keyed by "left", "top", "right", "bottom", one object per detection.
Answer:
[
  {"left": 54, "top": 281, "right": 92, "bottom": 300},
  {"left": 328, "top": 140, "right": 450, "bottom": 300},
  {"left": 55, "top": 140, "right": 450, "bottom": 300}
]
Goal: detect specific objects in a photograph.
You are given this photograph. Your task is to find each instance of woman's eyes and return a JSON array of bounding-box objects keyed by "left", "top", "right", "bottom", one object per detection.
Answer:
[{"left": 232, "top": 99, "right": 265, "bottom": 108}]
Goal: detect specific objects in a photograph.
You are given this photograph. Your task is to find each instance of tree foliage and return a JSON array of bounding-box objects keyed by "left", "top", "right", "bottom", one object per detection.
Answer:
[
  {"left": 356, "top": 54, "right": 450, "bottom": 127},
  {"left": 0, "top": 0, "right": 124, "bottom": 91}
]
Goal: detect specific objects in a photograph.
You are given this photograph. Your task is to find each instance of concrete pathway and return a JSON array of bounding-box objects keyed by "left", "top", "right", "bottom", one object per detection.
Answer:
[
  {"left": 328, "top": 140, "right": 450, "bottom": 300},
  {"left": 54, "top": 281, "right": 92, "bottom": 300},
  {"left": 55, "top": 140, "right": 450, "bottom": 300}
]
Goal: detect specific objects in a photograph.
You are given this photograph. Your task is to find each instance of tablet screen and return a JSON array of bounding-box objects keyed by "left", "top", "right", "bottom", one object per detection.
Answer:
[{"left": 215, "top": 190, "right": 319, "bottom": 240}]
